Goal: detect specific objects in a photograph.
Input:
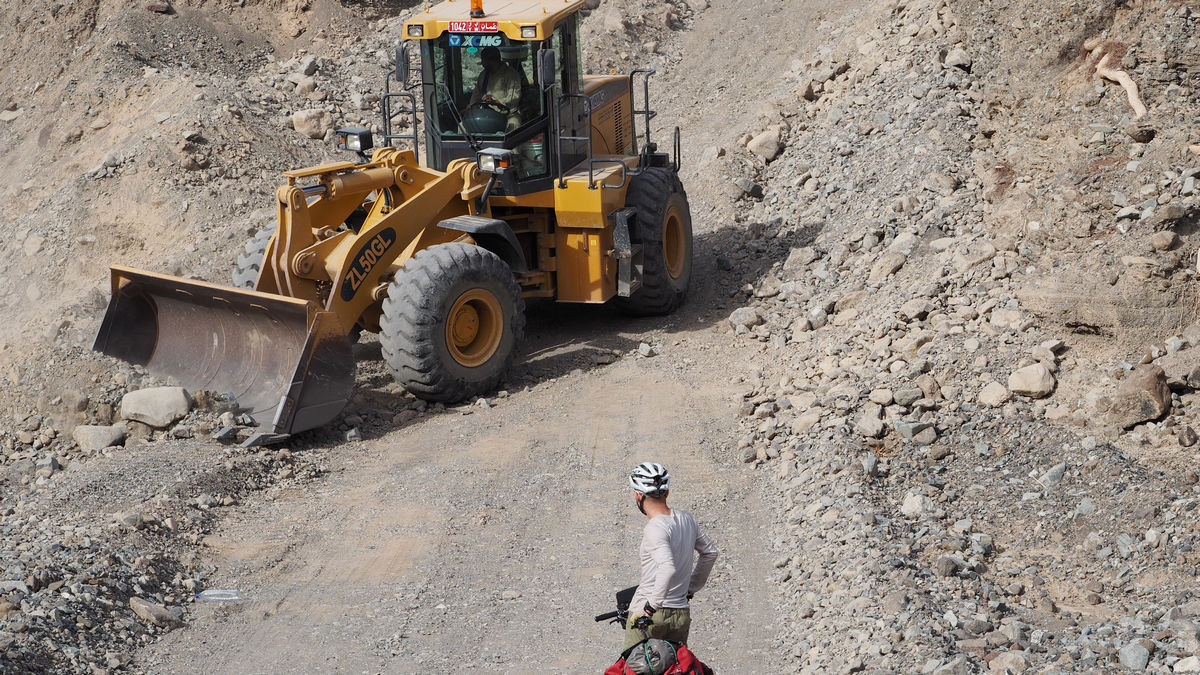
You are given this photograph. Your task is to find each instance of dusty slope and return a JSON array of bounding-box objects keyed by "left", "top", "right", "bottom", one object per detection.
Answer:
[
  {"left": 0, "top": 0, "right": 799, "bottom": 671},
  {"left": 0, "top": 0, "right": 376, "bottom": 391},
  {"left": 708, "top": 0, "right": 1200, "bottom": 671}
]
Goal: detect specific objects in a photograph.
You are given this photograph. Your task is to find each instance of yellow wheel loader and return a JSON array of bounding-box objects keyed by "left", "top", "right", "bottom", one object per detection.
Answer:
[{"left": 94, "top": 0, "right": 692, "bottom": 444}]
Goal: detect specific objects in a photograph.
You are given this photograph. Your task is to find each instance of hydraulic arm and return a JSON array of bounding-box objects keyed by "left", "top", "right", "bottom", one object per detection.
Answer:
[{"left": 94, "top": 149, "right": 490, "bottom": 443}]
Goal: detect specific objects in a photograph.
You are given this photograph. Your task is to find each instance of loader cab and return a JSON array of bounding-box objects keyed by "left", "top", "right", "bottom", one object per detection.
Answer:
[{"left": 409, "top": 13, "right": 586, "bottom": 195}]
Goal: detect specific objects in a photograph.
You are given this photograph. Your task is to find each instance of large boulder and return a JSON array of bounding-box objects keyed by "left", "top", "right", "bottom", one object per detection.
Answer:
[
  {"left": 944, "top": 47, "right": 972, "bottom": 70},
  {"left": 1008, "top": 363, "right": 1055, "bottom": 399},
  {"left": 292, "top": 109, "right": 332, "bottom": 139},
  {"left": 129, "top": 597, "right": 183, "bottom": 629},
  {"left": 728, "top": 307, "right": 762, "bottom": 329},
  {"left": 746, "top": 126, "right": 784, "bottom": 162},
  {"left": 856, "top": 411, "right": 885, "bottom": 438},
  {"left": 989, "top": 651, "right": 1029, "bottom": 673},
  {"left": 1117, "top": 641, "right": 1149, "bottom": 670},
  {"left": 953, "top": 240, "right": 995, "bottom": 274},
  {"left": 790, "top": 409, "right": 823, "bottom": 435},
  {"left": 1109, "top": 364, "right": 1171, "bottom": 428},
  {"left": 782, "top": 246, "right": 818, "bottom": 275},
  {"left": 120, "top": 387, "right": 191, "bottom": 428},
  {"left": 868, "top": 252, "right": 906, "bottom": 283},
  {"left": 900, "top": 491, "right": 935, "bottom": 519},
  {"left": 72, "top": 424, "right": 127, "bottom": 452},
  {"left": 978, "top": 381, "right": 1011, "bottom": 407}
]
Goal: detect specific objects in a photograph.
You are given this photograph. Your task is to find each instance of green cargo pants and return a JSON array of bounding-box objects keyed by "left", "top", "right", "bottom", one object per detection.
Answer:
[{"left": 623, "top": 607, "right": 691, "bottom": 651}]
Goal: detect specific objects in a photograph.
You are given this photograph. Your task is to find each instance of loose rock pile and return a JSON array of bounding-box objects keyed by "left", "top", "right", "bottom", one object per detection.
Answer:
[
  {"left": 708, "top": 0, "right": 1200, "bottom": 671},
  {"left": 0, "top": 345, "right": 347, "bottom": 669}
]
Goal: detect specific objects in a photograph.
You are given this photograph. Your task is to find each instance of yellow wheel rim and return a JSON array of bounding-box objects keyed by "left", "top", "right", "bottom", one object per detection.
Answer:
[
  {"left": 664, "top": 206, "right": 686, "bottom": 280},
  {"left": 446, "top": 289, "right": 503, "bottom": 367}
]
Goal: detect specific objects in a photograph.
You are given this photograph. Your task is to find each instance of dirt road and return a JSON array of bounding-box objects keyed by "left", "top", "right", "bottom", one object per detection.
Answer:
[
  {"left": 132, "top": 0, "right": 844, "bottom": 671},
  {"left": 137, "top": 301, "right": 782, "bottom": 672}
]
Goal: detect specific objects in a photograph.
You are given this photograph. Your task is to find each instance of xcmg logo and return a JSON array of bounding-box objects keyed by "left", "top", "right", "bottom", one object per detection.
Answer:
[{"left": 448, "top": 34, "right": 504, "bottom": 49}]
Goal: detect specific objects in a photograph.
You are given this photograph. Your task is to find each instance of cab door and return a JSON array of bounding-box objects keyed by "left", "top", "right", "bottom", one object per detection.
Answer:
[
  {"left": 505, "top": 15, "right": 585, "bottom": 193},
  {"left": 553, "top": 15, "right": 588, "bottom": 177}
]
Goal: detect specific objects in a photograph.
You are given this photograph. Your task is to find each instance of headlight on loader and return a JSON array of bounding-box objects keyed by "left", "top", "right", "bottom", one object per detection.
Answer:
[
  {"left": 406, "top": 24, "right": 424, "bottom": 37},
  {"left": 520, "top": 26, "right": 537, "bottom": 38},
  {"left": 335, "top": 127, "right": 374, "bottom": 153},
  {"left": 477, "top": 147, "right": 514, "bottom": 174}
]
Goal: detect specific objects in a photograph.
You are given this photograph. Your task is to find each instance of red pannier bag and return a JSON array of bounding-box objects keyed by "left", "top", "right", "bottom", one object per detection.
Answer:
[{"left": 604, "top": 642, "right": 714, "bottom": 675}]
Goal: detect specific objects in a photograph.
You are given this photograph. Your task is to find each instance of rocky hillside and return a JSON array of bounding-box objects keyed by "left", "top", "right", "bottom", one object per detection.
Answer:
[
  {"left": 707, "top": 0, "right": 1200, "bottom": 671},
  {"left": 0, "top": 0, "right": 721, "bottom": 670}
]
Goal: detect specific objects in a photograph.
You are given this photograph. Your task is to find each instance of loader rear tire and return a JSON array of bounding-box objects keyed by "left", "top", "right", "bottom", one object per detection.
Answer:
[
  {"left": 615, "top": 167, "right": 692, "bottom": 316},
  {"left": 379, "top": 243, "right": 525, "bottom": 402},
  {"left": 232, "top": 229, "right": 274, "bottom": 289},
  {"left": 232, "top": 229, "right": 362, "bottom": 341}
]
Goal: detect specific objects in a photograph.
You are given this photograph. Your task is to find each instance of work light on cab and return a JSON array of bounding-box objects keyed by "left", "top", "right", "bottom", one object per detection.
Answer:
[
  {"left": 477, "top": 147, "right": 514, "bottom": 174},
  {"left": 520, "top": 26, "right": 537, "bottom": 38},
  {"left": 335, "top": 127, "right": 374, "bottom": 153},
  {"left": 406, "top": 24, "right": 423, "bottom": 37}
]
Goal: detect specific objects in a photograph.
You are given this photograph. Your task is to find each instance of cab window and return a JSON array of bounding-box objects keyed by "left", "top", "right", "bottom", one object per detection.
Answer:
[{"left": 427, "top": 33, "right": 545, "bottom": 140}]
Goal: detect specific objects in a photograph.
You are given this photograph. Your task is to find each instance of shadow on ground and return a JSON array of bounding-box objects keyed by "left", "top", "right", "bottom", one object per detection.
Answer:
[{"left": 288, "top": 217, "right": 812, "bottom": 448}]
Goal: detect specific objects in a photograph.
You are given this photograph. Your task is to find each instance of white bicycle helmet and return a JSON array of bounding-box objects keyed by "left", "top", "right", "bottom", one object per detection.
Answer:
[{"left": 629, "top": 462, "right": 670, "bottom": 497}]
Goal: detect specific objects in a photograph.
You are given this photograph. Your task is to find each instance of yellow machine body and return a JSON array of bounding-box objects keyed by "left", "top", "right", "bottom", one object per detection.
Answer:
[{"left": 404, "top": 0, "right": 584, "bottom": 43}]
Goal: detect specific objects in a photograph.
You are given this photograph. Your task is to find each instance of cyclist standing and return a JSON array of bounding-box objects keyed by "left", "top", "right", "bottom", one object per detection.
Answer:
[{"left": 624, "top": 462, "right": 719, "bottom": 651}]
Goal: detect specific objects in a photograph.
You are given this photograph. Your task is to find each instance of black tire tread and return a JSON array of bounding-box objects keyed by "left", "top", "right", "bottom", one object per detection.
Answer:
[
  {"left": 615, "top": 167, "right": 692, "bottom": 316},
  {"left": 232, "top": 228, "right": 274, "bottom": 289},
  {"left": 379, "top": 243, "right": 525, "bottom": 402}
]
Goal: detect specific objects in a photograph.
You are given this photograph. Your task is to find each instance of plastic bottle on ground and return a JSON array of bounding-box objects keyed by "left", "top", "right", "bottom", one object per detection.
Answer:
[{"left": 195, "top": 589, "right": 241, "bottom": 602}]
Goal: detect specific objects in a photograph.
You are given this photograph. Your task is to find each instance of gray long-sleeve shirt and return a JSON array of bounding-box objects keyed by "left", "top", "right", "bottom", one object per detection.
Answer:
[{"left": 630, "top": 509, "right": 719, "bottom": 611}]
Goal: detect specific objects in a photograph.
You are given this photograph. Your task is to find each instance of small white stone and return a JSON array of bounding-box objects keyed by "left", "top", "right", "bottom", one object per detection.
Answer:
[
  {"left": 900, "top": 491, "right": 934, "bottom": 518},
  {"left": 978, "top": 382, "right": 1010, "bottom": 407}
]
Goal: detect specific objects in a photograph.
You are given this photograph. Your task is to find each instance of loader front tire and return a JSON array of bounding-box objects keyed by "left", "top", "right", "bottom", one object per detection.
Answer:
[
  {"left": 380, "top": 243, "right": 525, "bottom": 402},
  {"left": 616, "top": 167, "right": 693, "bottom": 316}
]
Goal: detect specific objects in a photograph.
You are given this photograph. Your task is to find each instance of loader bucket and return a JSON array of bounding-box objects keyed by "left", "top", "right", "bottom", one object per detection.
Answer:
[{"left": 93, "top": 266, "right": 354, "bottom": 442}]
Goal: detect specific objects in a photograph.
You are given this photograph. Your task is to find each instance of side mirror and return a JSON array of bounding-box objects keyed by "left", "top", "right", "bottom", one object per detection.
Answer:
[
  {"left": 397, "top": 43, "right": 411, "bottom": 86},
  {"left": 537, "top": 48, "right": 557, "bottom": 89}
]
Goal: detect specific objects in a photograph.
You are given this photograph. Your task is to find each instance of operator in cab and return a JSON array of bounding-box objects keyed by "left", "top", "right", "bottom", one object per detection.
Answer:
[{"left": 468, "top": 46, "right": 522, "bottom": 132}]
